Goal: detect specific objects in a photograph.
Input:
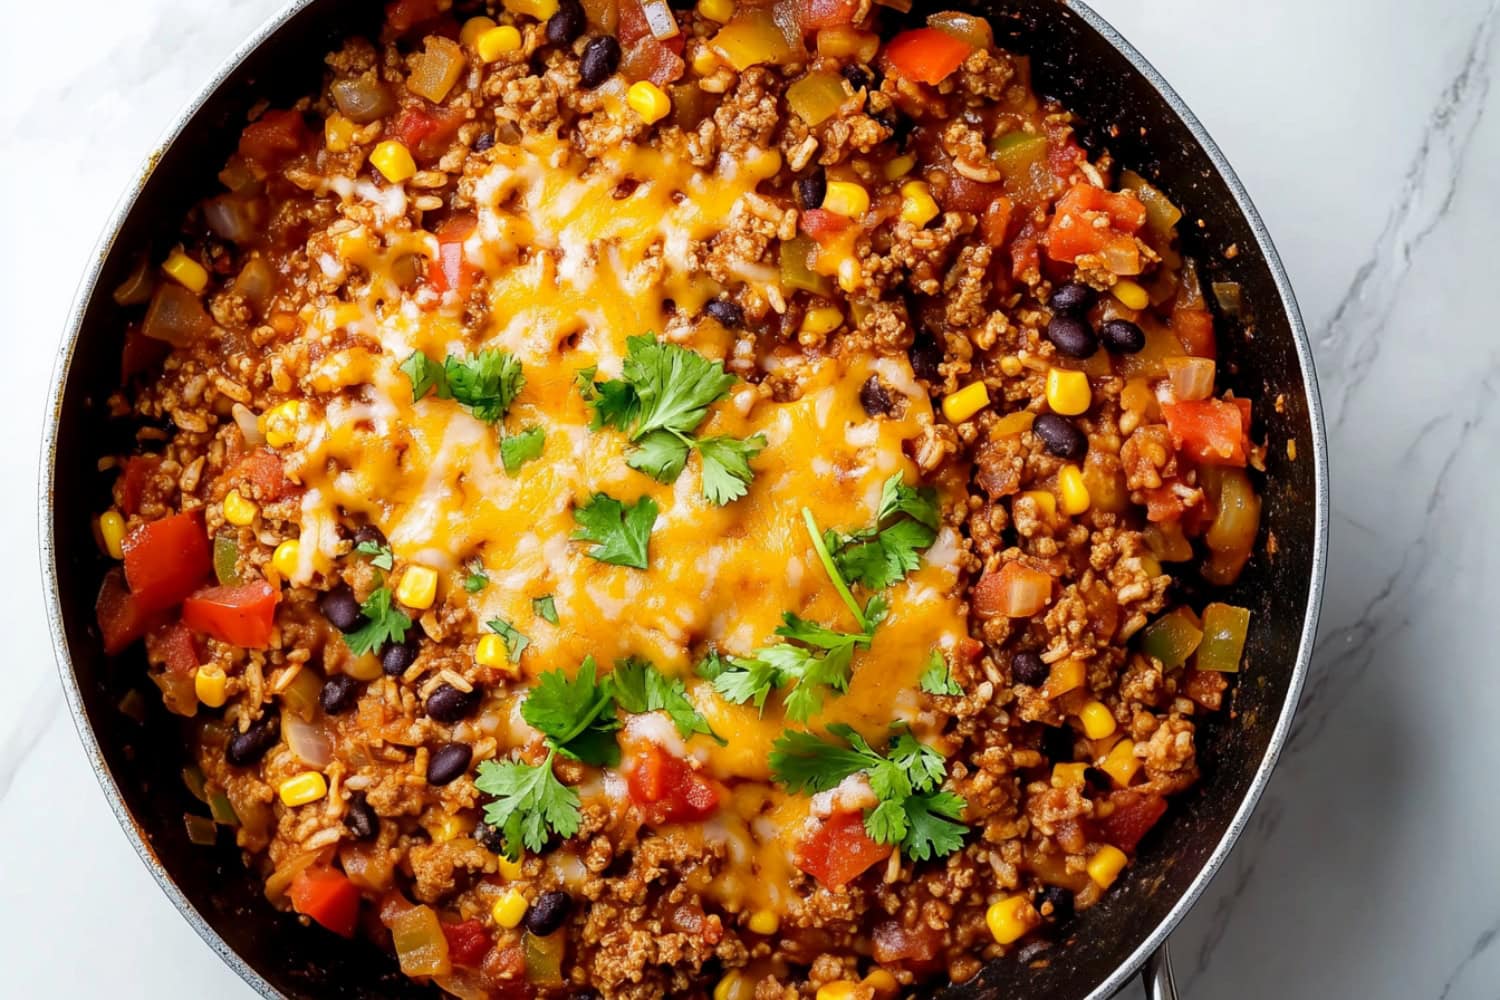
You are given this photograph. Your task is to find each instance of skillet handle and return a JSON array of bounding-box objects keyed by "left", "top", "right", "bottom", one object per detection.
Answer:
[{"left": 1142, "top": 942, "right": 1179, "bottom": 1000}]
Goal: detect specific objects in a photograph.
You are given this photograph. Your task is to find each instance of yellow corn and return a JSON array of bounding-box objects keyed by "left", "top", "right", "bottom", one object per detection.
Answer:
[
  {"left": 1045, "top": 367, "right": 1092, "bottom": 416},
  {"left": 476, "top": 633, "right": 518, "bottom": 673},
  {"left": 370, "top": 140, "right": 417, "bottom": 183},
  {"left": 460, "top": 15, "right": 497, "bottom": 47},
  {"left": 504, "top": 0, "right": 559, "bottom": 18},
  {"left": 1112, "top": 278, "right": 1149, "bottom": 311},
  {"left": 492, "top": 888, "right": 528, "bottom": 928},
  {"left": 431, "top": 812, "right": 475, "bottom": 843},
  {"left": 324, "top": 113, "right": 357, "bottom": 153},
  {"left": 1058, "top": 464, "right": 1091, "bottom": 515},
  {"left": 713, "top": 972, "right": 749, "bottom": 1000},
  {"left": 627, "top": 81, "right": 671, "bottom": 124},
  {"left": 882, "top": 154, "right": 915, "bottom": 180},
  {"left": 1100, "top": 738, "right": 1141, "bottom": 787},
  {"left": 836, "top": 256, "right": 861, "bottom": 293},
  {"left": 942, "top": 382, "right": 990, "bottom": 423},
  {"left": 985, "top": 894, "right": 1039, "bottom": 945},
  {"left": 999, "top": 354, "right": 1023, "bottom": 377},
  {"left": 162, "top": 251, "right": 208, "bottom": 294},
  {"left": 271, "top": 539, "right": 300, "bottom": 579},
  {"left": 1043, "top": 657, "right": 1086, "bottom": 698},
  {"left": 222, "top": 489, "right": 258, "bottom": 526},
  {"left": 278, "top": 772, "right": 328, "bottom": 807},
  {"left": 863, "top": 969, "right": 899, "bottom": 995},
  {"left": 1087, "top": 844, "right": 1129, "bottom": 888},
  {"left": 1051, "top": 762, "right": 1087, "bottom": 789},
  {"left": 800, "top": 305, "right": 844, "bottom": 336},
  {"left": 747, "top": 910, "right": 779, "bottom": 935},
  {"left": 900, "top": 180, "right": 940, "bottom": 226},
  {"left": 1078, "top": 699, "right": 1117, "bottom": 740},
  {"left": 395, "top": 565, "right": 438, "bottom": 610},
  {"left": 822, "top": 180, "right": 870, "bottom": 218},
  {"left": 496, "top": 852, "right": 525, "bottom": 880},
  {"left": 1020, "top": 490, "right": 1057, "bottom": 519},
  {"left": 744, "top": 147, "right": 782, "bottom": 181},
  {"left": 698, "top": 0, "right": 734, "bottom": 22},
  {"left": 816, "top": 983, "right": 860, "bottom": 1000},
  {"left": 195, "top": 665, "right": 228, "bottom": 708},
  {"left": 261, "top": 400, "right": 307, "bottom": 449},
  {"left": 691, "top": 46, "right": 720, "bottom": 75},
  {"left": 98, "top": 510, "right": 126, "bottom": 560},
  {"left": 477, "top": 25, "right": 522, "bottom": 62}
]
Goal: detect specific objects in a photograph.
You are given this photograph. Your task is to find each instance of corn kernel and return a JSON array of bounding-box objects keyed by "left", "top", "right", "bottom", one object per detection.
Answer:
[
  {"left": 863, "top": 969, "right": 898, "bottom": 995},
  {"left": 999, "top": 354, "right": 1023, "bottom": 377},
  {"left": 1112, "top": 278, "right": 1149, "bottom": 311},
  {"left": 836, "top": 256, "right": 861, "bottom": 293},
  {"left": 476, "top": 633, "right": 519, "bottom": 673},
  {"left": 985, "top": 895, "right": 1039, "bottom": 945},
  {"left": 714, "top": 972, "right": 754, "bottom": 1000},
  {"left": 1078, "top": 699, "right": 1117, "bottom": 740},
  {"left": 1045, "top": 367, "right": 1092, "bottom": 416},
  {"left": 492, "top": 888, "right": 528, "bottom": 928},
  {"left": 692, "top": 46, "right": 720, "bottom": 75},
  {"left": 822, "top": 180, "right": 870, "bottom": 218},
  {"left": 1058, "top": 463, "right": 1091, "bottom": 515},
  {"left": 162, "top": 251, "right": 209, "bottom": 294},
  {"left": 1042, "top": 658, "right": 1086, "bottom": 699},
  {"left": 325, "top": 113, "right": 357, "bottom": 153},
  {"left": 698, "top": 0, "right": 734, "bottom": 22},
  {"left": 1020, "top": 490, "right": 1057, "bottom": 519},
  {"left": 496, "top": 852, "right": 525, "bottom": 880},
  {"left": 816, "top": 983, "right": 859, "bottom": 1000},
  {"left": 626, "top": 81, "right": 671, "bottom": 124},
  {"left": 747, "top": 910, "right": 779, "bottom": 935},
  {"left": 941, "top": 382, "right": 990, "bottom": 423},
  {"left": 261, "top": 400, "right": 306, "bottom": 449},
  {"left": 278, "top": 771, "right": 328, "bottom": 807},
  {"left": 99, "top": 510, "right": 126, "bottom": 560},
  {"left": 882, "top": 154, "right": 915, "bottom": 180},
  {"left": 1087, "top": 844, "right": 1129, "bottom": 888},
  {"left": 1051, "top": 762, "right": 1087, "bottom": 789},
  {"left": 504, "top": 0, "right": 559, "bottom": 18},
  {"left": 460, "top": 15, "right": 497, "bottom": 47},
  {"left": 1100, "top": 738, "right": 1141, "bottom": 787},
  {"left": 222, "top": 489, "right": 258, "bottom": 526},
  {"left": 395, "top": 565, "right": 438, "bottom": 610},
  {"left": 195, "top": 665, "right": 227, "bottom": 708},
  {"left": 370, "top": 140, "right": 417, "bottom": 183},
  {"left": 477, "top": 24, "right": 522, "bottom": 62},
  {"left": 744, "top": 147, "right": 782, "bottom": 181},
  {"left": 800, "top": 305, "right": 844, "bottom": 336},
  {"left": 431, "top": 812, "right": 475, "bottom": 843},
  {"left": 272, "top": 539, "right": 301, "bottom": 579},
  {"left": 899, "top": 180, "right": 940, "bottom": 226}
]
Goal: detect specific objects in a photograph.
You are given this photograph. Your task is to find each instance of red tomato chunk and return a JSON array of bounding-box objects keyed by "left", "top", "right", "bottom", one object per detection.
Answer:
[
  {"left": 1097, "top": 790, "right": 1168, "bottom": 852},
  {"left": 627, "top": 745, "right": 720, "bottom": 824},
  {"left": 290, "top": 865, "right": 362, "bottom": 938},
  {"left": 182, "top": 580, "right": 279, "bottom": 648},
  {"left": 122, "top": 510, "right": 212, "bottom": 615},
  {"left": 440, "top": 919, "right": 494, "bottom": 968},
  {"left": 794, "top": 810, "right": 891, "bottom": 889}
]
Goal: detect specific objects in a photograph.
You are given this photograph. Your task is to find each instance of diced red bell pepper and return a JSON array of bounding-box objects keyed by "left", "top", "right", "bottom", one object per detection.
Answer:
[
  {"left": 122, "top": 510, "right": 212, "bottom": 615},
  {"left": 96, "top": 568, "right": 165, "bottom": 655},
  {"left": 117, "top": 454, "right": 163, "bottom": 518},
  {"left": 797, "top": 0, "right": 860, "bottom": 29},
  {"left": 121, "top": 324, "right": 169, "bottom": 383},
  {"left": 182, "top": 580, "right": 279, "bottom": 649},
  {"left": 440, "top": 919, "right": 494, "bottom": 968},
  {"left": 392, "top": 106, "right": 466, "bottom": 163},
  {"left": 627, "top": 744, "right": 720, "bottom": 824},
  {"left": 426, "top": 213, "right": 479, "bottom": 295},
  {"left": 146, "top": 622, "right": 201, "bottom": 675},
  {"left": 238, "top": 109, "right": 307, "bottom": 172},
  {"left": 1171, "top": 307, "right": 1216, "bottom": 359},
  {"left": 1097, "top": 790, "right": 1168, "bottom": 852},
  {"left": 226, "top": 448, "right": 296, "bottom": 502},
  {"left": 1161, "top": 398, "right": 1250, "bottom": 467},
  {"left": 800, "top": 208, "right": 850, "bottom": 244},
  {"left": 795, "top": 810, "right": 891, "bottom": 889},
  {"left": 290, "top": 865, "right": 362, "bottom": 938},
  {"left": 882, "top": 28, "right": 973, "bottom": 86}
]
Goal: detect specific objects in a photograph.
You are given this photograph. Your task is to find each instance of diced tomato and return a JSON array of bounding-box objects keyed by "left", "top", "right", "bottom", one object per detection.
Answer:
[
  {"left": 1045, "top": 183, "right": 1147, "bottom": 263},
  {"left": 1171, "top": 307, "right": 1216, "bottom": 359},
  {"left": 940, "top": 173, "right": 1004, "bottom": 213},
  {"left": 1047, "top": 133, "right": 1086, "bottom": 179},
  {"left": 1161, "top": 398, "right": 1249, "bottom": 467},
  {"left": 290, "top": 865, "right": 362, "bottom": 938},
  {"left": 800, "top": 208, "right": 850, "bottom": 244},
  {"left": 871, "top": 920, "right": 944, "bottom": 965},
  {"left": 795, "top": 810, "right": 891, "bottom": 890},
  {"left": 117, "top": 454, "right": 162, "bottom": 518},
  {"left": 392, "top": 106, "right": 466, "bottom": 162},
  {"left": 620, "top": 35, "right": 686, "bottom": 86},
  {"left": 146, "top": 623, "right": 201, "bottom": 675},
  {"left": 627, "top": 744, "right": 720, "bottom": 824},
  {"left": 182, "top": 580, "right": 279, "bottom": 649},
  {"left": 96, "top": 568, "right": 165, "bottom": 655},
  {"left": 979, "top": 195, "right": 1013, "bottom": 247},
  {"left": 426, "top": 213, "right": 479, "bottom": 295},
  {"left": 440, "top": 919, "right": 493, "bottom": 967},
  {"left": 237, "top": 110, "right": 307, "bottom": 171},
  {"left": 617, "top": 0, "right": 684, "bottom": 50},
  {"left": 1142, "top": 484, "right": 1191, "bottom": 523},
  {"left": 226, "top": 449, "right": 296, "bottom": 502},
  {"left": 1097, "top": 790, "right": 1168, "bottom": 852},
  {"left": 882, "top": 28, "right": 973, "bottom": 86},
  {"left": 797, "top": 0, "right": 859, "bottom": 29},
  {"left": 122, "top": 510, "right": 212, "bottom": 614},
  {"left": 121, "top": 324, "right": 169, "bottom": 383}
]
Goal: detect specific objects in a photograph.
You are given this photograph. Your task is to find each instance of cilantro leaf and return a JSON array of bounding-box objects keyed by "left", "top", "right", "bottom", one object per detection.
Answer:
[
  {"left": 885, "top": 729, "right": 947, "bottom": 794},
  {"left": 500, "top": 426, "right": 546, "bottom": 473},
  {"left": 866, "top": 797, "right": 911, "bottom": 845},
  {"left": 486, "top": 618, "right": 529, "bottom": 662},
  {"left": 520, "top": 658, "right": 620, "bottom": 767},
  {"left": 475, "top": 750, "right": 581, "bottom": 861},
  {"left": 920, "top": 649, "right": 962, "bottom": 696},
  {"left": 710, "top": 655, "right": 783, "bottom": 712},
  {"left": 626, "top": 430, "right": 692, "bottom": 483},
  {"left": 607, "top": 658, "right": 723, "bottom": 744},
  {"left": 823, "top": 474, "right": 940, "bottom": 590},
  {"left": 463, "top": 559, "right": 489, "bottom": 594},
  {"left": 581, "top": 375, "right": 641, "bottom": 432},
  {"left": 400, "top": 350, "right": 449, "bottom": 402},
  {"left": 697, "top": 434, "right": 767, "bottom": 506},
  {"left": 444, "top": 349, "right": 525, "bottom": 423},
  {"left": 900, "top": 791, "right": 968, "bottom": 861},
  {"left": 877, "top": 473, "right": 940, "bottom": 531},
  {"left": 353, "top": 539, "right": 394, "bottom": 571},
  {"left": 343, "top": 587, "right": 412, "bottom": 655},
  {"left": 767, "top": 729, "right": 874, "bottom": 794},
  {"left": 571, "top": 493, "right": 658, "bottom": 569},
  {"left": 620, "top": 334, "right": 737, "bottom": 441},
  {"left": 713, "top": 614, "right": 872, "bottom": 722},
  {"left": 695, "top": 650, "right": 728, "bottom": 681},
  {"left": 532, "top": 595, "right": 558, "bottom": 624}
]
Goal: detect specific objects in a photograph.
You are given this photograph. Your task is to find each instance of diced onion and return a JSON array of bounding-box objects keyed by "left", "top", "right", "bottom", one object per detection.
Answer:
[
  {"left": 928, "top": 11, "right": 993, "bottom": 49},
  {"left": 233, "top": 256, "right": 275, "bottom": 314},
  {"left": 233, "top": 403, "right": 265, "bottom": 446},
  {"left": 1164, "top": 357, "right": 1216, "bottom": 401},
  {"left": 973, "top": 562, "right": 1052, "bottom": 618},
  {"left": 284, "top": 715, "right": 333, "bottom": 769},
  {"left": 331, "top": 78, "right": 394, "bottom": 124},
  {"left": 204, "top": 195, "right": 257, "bottom": 244},
  {"left": 1212, "top": 280, "right": 1242, "bottom": 317},
  {"left": 141, "top": 282, "right": 213, "bottom": 346},
  {"left": 112, "top": 255, "right": 156, "bottom": 306},
  {"left": 641, "top": 0, "right": 680, "bottom": 39}
]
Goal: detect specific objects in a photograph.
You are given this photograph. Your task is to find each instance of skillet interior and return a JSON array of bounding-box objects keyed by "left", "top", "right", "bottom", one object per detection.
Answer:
[{"left": 42, "top": 1, "right": 1323, "bottom": 996}]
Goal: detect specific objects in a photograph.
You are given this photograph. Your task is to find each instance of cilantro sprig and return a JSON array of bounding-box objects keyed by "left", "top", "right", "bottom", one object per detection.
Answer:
[
  {"left": 474, "top": 749, "right": 580, "bottom": 862},
  {"left": 822, "top": 474, "right": 940, "bottom": 591},
  {"left": 500, "top": 426, "right": 545, "bottom": 473},
  {"left": 920, "top": 649, "right": 962, "bottom": 696},
  {"left": 709, "top": 610, "right": 880, "bottom": 723},
  {"left": 610, "top": 658, "right": 723, "bottom": 744},
  {"left": 532, "top": 595, "right": 559, "bottom": 624},
  {"left": 344, "top": 586, "right": 412, "bottom": 655},
  {"left": 463, "top": 558, "right": 489, "bottom": 593},
  {"left": 522, "top": 657, "right": 620, "bottom": 767},
  {"left": 353, "top": 539, "right": 394, "bottom": 571},
  {"left": 486, "top": 618, "right": 529, "bottom": 663},
  {"left": 572, "top": 493, "right": 658, "bottom": 569},
  {"left": 400, "top": 348, "right": 525, "bottom": 424},
  {"left": 769, "top": 724, "right": 968, "bottom": 862}
]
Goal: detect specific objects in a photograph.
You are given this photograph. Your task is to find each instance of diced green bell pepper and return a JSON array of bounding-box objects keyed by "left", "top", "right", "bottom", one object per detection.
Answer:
[
  {"left": 1195, "top": 602, "right": 1250, "bottom": 672},
  {"left": 1138, "top": 607, "right": 1203, "bottom": 670}
]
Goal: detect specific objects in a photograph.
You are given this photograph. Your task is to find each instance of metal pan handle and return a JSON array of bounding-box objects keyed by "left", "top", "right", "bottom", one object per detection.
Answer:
[{"left": 1142, "top": 943, "right": 1178, "bottom": 1000}]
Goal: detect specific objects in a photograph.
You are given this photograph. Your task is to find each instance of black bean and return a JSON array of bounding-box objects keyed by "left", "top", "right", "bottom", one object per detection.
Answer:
[
  {"left": 353, "top": 524, "right": 387, "bottom": 548},
  {"left": 840, "top": 64, "right": 874, "bottom": 92},
  {"left": 320, "top": 584, "right": 363, "bottom": 633},
  {"left": 796, "top": 168, "right": 826, "bottom": 211},
  {"left": 1084, "top": 766, "right": 1113, "bottom": 792},
  {"left": 319, "top": 674, "right": 361, "bottom": 715},
  {"left": 426, "top": 683, "right": 481, "bottom": 723},
  {"left": 1032, "top": 413, "right": 1088, "bottom": 461},
  {"left": 1047, "top": 281, "right": 1096, "bottom": 315},
  {"left": 1045, "top": 314, "right": 1098, "bottom": 358},
  {"left": 475, "top": 823, "right": 506, "bottom": 854},
  {"left": 1039, "top": 725, "right": 1074, "bottom": 763},
  {"left": 1011, "top": 651, "right": 1049, "bottom": 687},
  {"left": 578, "top": 36, "right": 620, "bottom": 88},
  {"left": 427, "top": 742, "right": 473, "bottom": 786},
  {"left": 1099, "top": 318, "right": 1146, "bottom": 354},
  {"left": 225, "top": 712, "right": 280, "bottom": 766},
  {"left": 1038, "top": 885, "right": 1074, "bottom": 922},
  {"left": 381, "top": 634, "right": 420, "bottom": 676},
  {"left": 859, "top": 376, "right": 898, "bottom": 417},
  {"left": 871, "top": 107, "right": 910, "bottom": 145},
  {"left": 704, "top": 298, "right": 743, "bottom": 329},
  {"left": 546, "top": 0, "right": 585, "bottom": 46},
  {"left": 473, "top": 131, "right": 495, "bottom": 153},
  {"left": 524, "top": 891, "right": 573, "bottom": 936},
  {"left": 344, "top": 791, "right": 379, "bottom": 841},
  {"left": 909, "top": 332, "right": 944, "bottom": 385}
]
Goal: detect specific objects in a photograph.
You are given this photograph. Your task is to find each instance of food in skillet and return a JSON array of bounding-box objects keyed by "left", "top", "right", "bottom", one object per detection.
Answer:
[{"left": 94, "top": 0, "right": 1263, "bottom": 996}]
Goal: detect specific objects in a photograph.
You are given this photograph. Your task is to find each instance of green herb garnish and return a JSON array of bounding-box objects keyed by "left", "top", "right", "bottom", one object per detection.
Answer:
[
  {"left": 353, "top": 539, "right": 394, "bottom": 571},
  {"left": 463, "top": 559, "right": 489, "bottom": 593},
  {"left": 400, "top": 348, "right": 524, "bottom": 424},
  {"left": 486, "top": 618, "right": 529, "bottom": 663},
  {"left": 475, "top": 750, "right": 580, "bottom": 862},
  {"left": 500, "top": 426, "right": 546, "bottom": 473},
  {"left": 822, "top": 474, "right": 940, "bottom": 590},
  {"left": 608, "top": 658, "right": 723, "bottom": 744},
  {"left": 710, "top": 612, "right": 878, "bottom": 722},
  {"left": 919, "top": 649, "right": 962, "bottom": 696},
  {"left": 520, "top": 658, "right": 620, "bottom": 767},
  {"left": 343, "top": 586, "right": 411, "bottom": 655},
  {"left": 532, "top": 595, "right": 559, "bottom": 624},
  {"left": 571, "top": 493, "right": 658, "bottom": 569}
]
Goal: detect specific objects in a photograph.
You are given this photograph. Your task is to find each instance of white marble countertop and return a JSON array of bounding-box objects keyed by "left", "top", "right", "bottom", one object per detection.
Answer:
[{"left": 2, "top": 1, "right": 1495, "bottom": 997}]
